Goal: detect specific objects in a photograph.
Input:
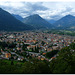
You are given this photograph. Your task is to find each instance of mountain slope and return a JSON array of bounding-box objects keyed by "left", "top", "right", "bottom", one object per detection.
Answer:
[
  {"left": 12, "top": 14, "right": 24, "bottom": 21},
  {"left": 53, "top": 14, "right": 75, "bottom": 29},
  {"left": 22, "top": 14, "right": 52, "bottom": 29},
  {"left": 0, "top": 8, "right": 33, "bottom": 31},
  {"left": 47, "top": 19, "right": 56, "bottom": 24}
]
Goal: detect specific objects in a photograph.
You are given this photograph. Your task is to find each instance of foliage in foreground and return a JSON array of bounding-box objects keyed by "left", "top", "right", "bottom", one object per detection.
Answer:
[{"left": 0, "top": 43, "right": 75, "bottom": 74}]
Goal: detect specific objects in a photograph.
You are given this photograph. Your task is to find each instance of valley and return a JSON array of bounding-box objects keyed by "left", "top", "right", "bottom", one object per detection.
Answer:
[{"left": 0, "top": 2, "right": 75, "bottom": 73}]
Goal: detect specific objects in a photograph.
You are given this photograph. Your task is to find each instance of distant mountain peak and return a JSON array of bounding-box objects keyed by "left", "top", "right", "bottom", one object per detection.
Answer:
[
  {"left": 0, "top": 8, "right": 33, "bottom": 31},
  {"left": 32, "top": 14, "right": 39, "bottom": 16},
  {"left": 53, "top": 14, "right": 75, "bottom": 29},
  {"left": 66, "top": 14, "right": 72, "bottom": 16},
  {"left": 64, "top": 14, "right": 74, "bottom": 18},
  {"left": 29, "top": 14, "right": 41, "bottom": 18},
  {"left": 22, "top": 14, "right": 52, "bottom": 29}
]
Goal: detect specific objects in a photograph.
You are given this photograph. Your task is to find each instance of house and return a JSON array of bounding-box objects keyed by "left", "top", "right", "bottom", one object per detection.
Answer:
[
  {"left": 1, "top": 54, "right": 5, "bottom": 57},
  {"left": 17, "top": 57, "right": 21, "bottom": 61},
  {"left": 5, "top": 53, "right": 11, "bottom": 58},
  {"left": 37, "top": 56, "right": 41, "bottom": 60},
  {"left": 41, "top": 58, "right": 45, "bottom": 60},
  {"left": 17, "top": 56, "right": 24, "bottom": 61},
  {"left": 27, "top": 45, "right": 31, "bottom": 50},
  {"left": 52, "top": 46, "right": 58, "bottom": 50},
  {"left": 42, "top": 53, "right": 46, "bottom": 55},
  {"left": 47, "top": 48, "right": 53, "bottom": 52},
  {"left": 7, "top": 35, "right": 14, "bottom": 38},
  {"left": 51, "top": 57, "right": 56, "bottom": 59},
  {"left": 27, "top": 45, "right": 37, "bottom": 50}
]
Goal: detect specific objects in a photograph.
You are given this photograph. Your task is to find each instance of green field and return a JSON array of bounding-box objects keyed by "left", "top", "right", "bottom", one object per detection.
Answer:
[{"left": 46, "top": 30, "right": 75, "bottom": 36}]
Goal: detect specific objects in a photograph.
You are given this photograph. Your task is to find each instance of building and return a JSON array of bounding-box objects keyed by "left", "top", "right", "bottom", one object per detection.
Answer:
[{"left": 5, "top": 53, "right": 11, "bottom": 58}]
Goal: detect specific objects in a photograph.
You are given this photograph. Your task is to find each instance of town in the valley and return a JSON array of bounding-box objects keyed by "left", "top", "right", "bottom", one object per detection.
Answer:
[{"left": 0, "top": 31, "right": 75, "bottom": 62}]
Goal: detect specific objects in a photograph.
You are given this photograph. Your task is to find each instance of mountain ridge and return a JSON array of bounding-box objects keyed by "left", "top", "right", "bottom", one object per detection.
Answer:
[
  {"left": 53, "top": 14, "right": 75, "bottom": 29},
  {"left": 0, "top": 8, "right": 34, "bottom": 31},
  {"left": 22, "top": 14, "right": 52, "bottom": 29},
  {"left": 12, "top": 14, "right": 24, "bottom": 21}
]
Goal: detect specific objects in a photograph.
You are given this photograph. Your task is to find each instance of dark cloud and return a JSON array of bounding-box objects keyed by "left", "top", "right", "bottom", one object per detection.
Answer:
[
  {"left": 26, "top": 2, "right": 48, "bottom": 11},
  {"left": 20, "top": 2, "right": 49, "bottom": 16}
]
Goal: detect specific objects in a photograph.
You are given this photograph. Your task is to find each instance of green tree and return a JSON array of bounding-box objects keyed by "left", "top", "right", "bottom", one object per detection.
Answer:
[
  {"left": 49, "top": 45, "right": 75, "bottom": 73},
  {"left": 11, "top": 60, "right": 14, "bottom": 65},
  {"left": 46, "top": 50, "right": 59, "bottom": 59}
]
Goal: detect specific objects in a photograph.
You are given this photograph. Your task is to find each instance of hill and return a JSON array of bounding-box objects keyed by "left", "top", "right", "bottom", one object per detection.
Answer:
[
  {"left": 22, "top": 14, "right": 52, "bottom": 29},
  {"left": 12, "top": 14, "right": 24, "bottom": 21},
  {"left": 0, "top": 8, "right": 33, "bottom": 31},
  {"left": 53, "top": 14, "right": 75, "bottom": 29}
]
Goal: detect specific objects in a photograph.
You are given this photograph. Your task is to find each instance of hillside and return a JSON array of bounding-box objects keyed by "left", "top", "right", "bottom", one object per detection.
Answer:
[
  {"left": 12, "top": 14, "right": 24, "bottom": 21},
  {"left": 53, "top": 14, "right": 75, "bottom": 29},
  {"left": 22, "top": 14, "right": 52, "bottom": 29},
  {"left": 47, "top": 19, "right": 56, "bottom": 24},
  {"left": 0, "top": 8, "right": 33, "bottom": 31}
]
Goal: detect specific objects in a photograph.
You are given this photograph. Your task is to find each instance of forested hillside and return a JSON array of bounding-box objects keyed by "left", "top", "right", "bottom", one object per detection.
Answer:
[{"left": 0, "top": 42, "right": 75, "bottom": 74}]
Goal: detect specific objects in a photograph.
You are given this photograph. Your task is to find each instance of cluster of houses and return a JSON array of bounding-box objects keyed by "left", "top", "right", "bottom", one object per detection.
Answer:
[
  {"left": 0, "top": 49, "right": 24, "bottom": 61},
  {"left": 0, "top": 31, "right": 75, "bottom": 61}
]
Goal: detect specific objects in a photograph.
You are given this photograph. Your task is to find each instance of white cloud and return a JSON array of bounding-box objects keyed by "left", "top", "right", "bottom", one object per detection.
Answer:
[
  {"left": 1, "top": 0, "right": 75, "bottom": 2},
  {"left": 0, "top": 1, "right": 75, "bottom": 20}
]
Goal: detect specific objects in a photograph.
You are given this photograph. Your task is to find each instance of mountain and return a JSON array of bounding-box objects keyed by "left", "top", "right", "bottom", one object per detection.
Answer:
[
  {"left": 0, "top": 8, "right": 33, "bottom": 31},
  {"left": 53, "top": 14, "right": 75, "bottom": 29},
  {"left": 22, "top": 14, "right": 52, "bottom": 29},
  {"left": 47, "top": 19, "right": 56, "bottom": 24},
  {"left": 12, "top": 14, "right": 24, "bottom": 21}
]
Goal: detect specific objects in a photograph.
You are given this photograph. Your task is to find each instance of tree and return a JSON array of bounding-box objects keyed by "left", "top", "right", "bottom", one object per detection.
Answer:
[
  {"left": 46, "top": 50, "right": 59, "bottom": 59},
  {"left": 49, "top": 45, "right": 75, "bottom": 73},
  {"left": 35, "top": 46, "right": 39, "bottom": 53},
  {"left": 11, "top": 60, "right": 14, "bottom": 65},
  {"left": 21, "top": 60, "right": 51, "bottom": 74},
  {"left": 41, "top": 41, "right": 45, "bottom": 46},
  {"left": 70, "top": 43, "right": 75, "bottom": 49}
]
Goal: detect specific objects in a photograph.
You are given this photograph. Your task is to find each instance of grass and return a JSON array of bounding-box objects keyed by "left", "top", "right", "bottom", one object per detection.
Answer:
[{"left": 1, "top": 59, "right": 24, "bottom": 65}]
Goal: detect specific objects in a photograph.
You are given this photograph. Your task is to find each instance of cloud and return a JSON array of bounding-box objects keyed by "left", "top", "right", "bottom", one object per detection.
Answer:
[
  {"left": 0, "top": 1, "right": 75, "bottom": 20},
  {"left": 0, "top": 1, "right": 48, "bottom": 18},
  {"left": 38, "top": 5, "right": 74, "bottom": 20},
  {"left": 24, "top": 2, "right": 48, "bottom": 11}
]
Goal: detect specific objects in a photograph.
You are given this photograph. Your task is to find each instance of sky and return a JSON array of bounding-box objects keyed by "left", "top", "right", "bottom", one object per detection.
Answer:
[{"left": 0, "top": 0, "right": 75, "bottom": 20}]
